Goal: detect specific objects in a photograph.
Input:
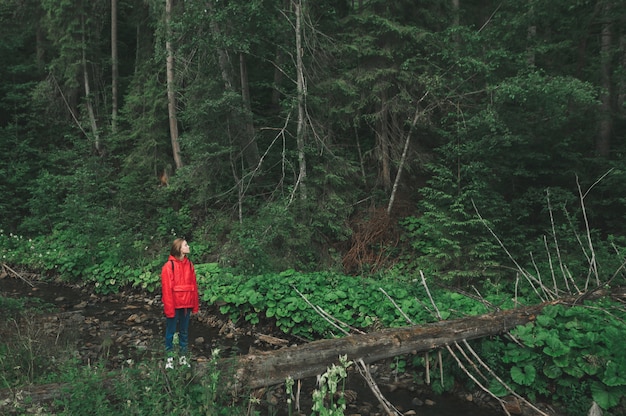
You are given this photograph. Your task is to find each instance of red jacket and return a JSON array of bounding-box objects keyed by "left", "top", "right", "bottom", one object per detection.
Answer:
[{"left": 161, "top": 255, "right": 199, "bottom": 318}]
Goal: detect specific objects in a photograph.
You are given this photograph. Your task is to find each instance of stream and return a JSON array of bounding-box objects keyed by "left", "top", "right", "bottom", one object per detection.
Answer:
[{"left": 1, "top": 275, "right": 504, "bottom": 415}]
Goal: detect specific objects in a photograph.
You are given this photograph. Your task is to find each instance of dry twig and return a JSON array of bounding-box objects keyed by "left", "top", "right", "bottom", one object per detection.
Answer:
[
  {"left": 293, "top": 286, "right": 364, "bottom": 335},
  {"left": 460, "top": 340, "right": 550, "bottom": 416},
  {"left": 471, "top": 200, "right": 551, "bottom": 301},
  {"left": 1, "top": 263, "right": 35, "bottom": 287},
  {"left": 355, "top": 359, "right": 403, "bottom": 416}
]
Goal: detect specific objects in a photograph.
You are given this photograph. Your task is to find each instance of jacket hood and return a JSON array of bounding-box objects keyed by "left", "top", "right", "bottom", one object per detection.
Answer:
[{"left": 167, "top": 254, "right": 189, "bottom": 263}]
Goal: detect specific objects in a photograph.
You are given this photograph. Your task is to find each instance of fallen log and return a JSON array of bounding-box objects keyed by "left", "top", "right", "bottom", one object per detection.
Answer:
[{"left": 225, "top": 300, "right": 553, "bottom": 389}]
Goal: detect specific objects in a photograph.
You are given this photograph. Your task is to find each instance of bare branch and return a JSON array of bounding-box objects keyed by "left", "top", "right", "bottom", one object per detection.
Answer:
[
  {"left": 546, "top": 190, "right": 570, "bottom": 294},
  {"left": 380, "top": 288, "right": 414, "bottom": 325},
  {"left": 355, "top": 359, "right": 403, "bottom": 416},
  {"left": 461, "top": 340, "right": 550, "bottom": 416},
  {"left": 420, "top": 270, "right": 442, "bottom": 319},
  {"left": 445, "top": 344, "right": 511, "bottom": 415},
  {"left": 1, "top": 263, "right": 35, "bottom": 287},
  {"left": 472, "top": 200, "right": 548, "bottom": 302},
  {"left": 576, "top": 175, "right": 599, "bottom": 287},
  {"left": 293, "top": 286, "right": 364, "bottom": 336},
  {"left": 387, "top": 91, "right": 429, "bottom": 214}
]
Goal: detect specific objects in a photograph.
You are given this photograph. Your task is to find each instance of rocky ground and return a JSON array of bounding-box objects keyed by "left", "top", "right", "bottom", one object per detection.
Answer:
[{"left": 1, "top": 275, "right": 558, "bottom": 415}]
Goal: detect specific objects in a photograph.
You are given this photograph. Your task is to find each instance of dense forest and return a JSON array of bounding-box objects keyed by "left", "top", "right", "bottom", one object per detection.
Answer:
[
  {"left": 1, "top": 0, "right": 625, "bottom": 283},
  {"left": 2, "top": 1, "right": 626, "bottom": 415}
]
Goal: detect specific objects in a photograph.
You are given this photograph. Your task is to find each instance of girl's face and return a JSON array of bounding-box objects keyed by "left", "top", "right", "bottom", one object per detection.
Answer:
[{"left": 180, "top": 240, "right": 190, "bottom": 256}]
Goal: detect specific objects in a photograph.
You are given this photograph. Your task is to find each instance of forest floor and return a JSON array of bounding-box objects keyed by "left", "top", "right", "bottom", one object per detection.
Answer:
[{"left": 0, "top": 274, "right": 551, "bottom": 415}]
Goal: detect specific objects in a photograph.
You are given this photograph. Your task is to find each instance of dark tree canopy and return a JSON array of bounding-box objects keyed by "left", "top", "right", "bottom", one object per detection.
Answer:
[{"left": 1, "top": 0, "right": 625, "bottom": 283}]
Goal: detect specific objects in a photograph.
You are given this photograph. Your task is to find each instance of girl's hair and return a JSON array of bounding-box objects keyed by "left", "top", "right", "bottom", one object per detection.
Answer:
[{"left": 170, "top": 238, "right": 187, "bottom": 258}]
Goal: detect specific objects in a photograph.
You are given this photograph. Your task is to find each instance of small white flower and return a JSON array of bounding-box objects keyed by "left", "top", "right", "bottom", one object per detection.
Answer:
[{"left": 179, "top": 356, "right": 190, "bottom": 368}]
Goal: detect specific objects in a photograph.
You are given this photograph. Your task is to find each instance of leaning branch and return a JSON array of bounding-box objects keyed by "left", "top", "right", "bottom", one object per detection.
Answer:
[
  {"left": 2, "top": 263, "right": 35, "bottom": 287},
  {"left": 387, "top": 91, "right": 429, "bottom": 215}
]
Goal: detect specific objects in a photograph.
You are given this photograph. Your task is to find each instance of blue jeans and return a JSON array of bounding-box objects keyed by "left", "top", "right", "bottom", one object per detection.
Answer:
[{"left": 165, "top": 308, "right": 191, "bottom": 354}]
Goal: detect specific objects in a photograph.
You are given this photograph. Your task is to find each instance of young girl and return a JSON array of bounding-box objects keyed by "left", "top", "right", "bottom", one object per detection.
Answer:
[{"left": 161, "top": 238, "right": 199, "bottom": 367}]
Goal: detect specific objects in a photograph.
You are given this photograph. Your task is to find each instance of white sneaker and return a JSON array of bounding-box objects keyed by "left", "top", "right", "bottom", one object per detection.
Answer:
[
  {"left": 165, "top": 357, "right": 174, "bottom": 369},
  {"left": 179, "top": 356, "right": 191, "bottom": 368}
]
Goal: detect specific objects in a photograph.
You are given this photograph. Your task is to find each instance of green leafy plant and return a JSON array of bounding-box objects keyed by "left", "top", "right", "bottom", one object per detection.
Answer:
[
  {"left": 53, "top": 349, "right": 243, "bottom": 415},
  {"left": 390, "top": 356, "right": 407, "bottom": 374},
  {"left": 0, "top": 294, "right": 70, "bottom": 392},
  {"left": 311, "top": 355, "right": 353, "bottom": 416},
  {"left": 199, "top": 268, "right": 458, "bottom": 338},
  {"left": 481, "top": 303, "right": 626, "bottom": 414}
]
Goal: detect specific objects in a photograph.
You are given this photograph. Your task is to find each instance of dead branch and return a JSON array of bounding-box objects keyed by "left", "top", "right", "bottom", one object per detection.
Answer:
[
  {"left": 576, "top": 175, "right": 600, "bottom": 287},
  {"left": 2, "top": 263, "right": 35, "bottom": 287},
  {"left": 294, "top": 286, "right": 364, "bottom": 335},
  {"left": 459, "top": 340, "right": 549, "bottom": 416},
  {"left": 473, "top": 199, "right": 557, "bottom": 301},
  {"left": 355, "top": 358, "right": 402, "bottom": 416},
  {"left": 342, "top": 207, "right": 399, "bottom": 273},
  {"left": 446, "top": 344, "right": 511, "bottom": 415},
  {"left": 387, "top": 91, "right": 429, "bottom": 215}
]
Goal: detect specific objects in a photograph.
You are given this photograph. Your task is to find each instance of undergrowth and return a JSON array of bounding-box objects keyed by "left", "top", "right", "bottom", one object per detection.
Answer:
[{"left": 52, "top": 349, "right": 244, "bottom": 416}]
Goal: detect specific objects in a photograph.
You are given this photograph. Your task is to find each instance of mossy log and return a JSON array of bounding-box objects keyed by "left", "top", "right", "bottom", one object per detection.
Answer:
[{"left": 222, "top": 301, "right": 554, "bottom": 389}]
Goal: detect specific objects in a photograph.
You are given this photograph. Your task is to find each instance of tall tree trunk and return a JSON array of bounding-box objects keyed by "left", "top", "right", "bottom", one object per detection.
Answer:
[
  {"left": 377, "top": 91, "right": 391, "bottom": 191},
  {"left": 81, "top": 15, "right": 101, "bottom": 156},
  {"left": 451, "top": 0, "right": 459, "bottom": 26},
  {"left": 239, "top": 53, "right": 260, "bottom": 168},
  {"left": 619, "top": 33, "right": 626, "bottom": 114},
  {"left": 111, "top": 0, "right": 119, "bottom": 134},
  {"left": 526, "top": 0, "right": 536, "bottom": 67},
  {"left": 206, "top": 2, "right": 260, "bottom": 170},
  {"left": 36, "top": 27, "right": 46, "bottom": 70},
  {"left": 271, "top": 46, "right": 284, "bottom": 107},
  {"left": 597, "top": 1, "right": 613, "bottom": 158},
  {"left": 272, "top": 0, "right": 290, "bottom": 108},
  {"left": 166, "top": 0, "right": 183, "bottom": 169},
  {"left": 387, "top": 97, "right": 426, "bottom": 215},
  {"left": 293, "top": 0, "right": 307, "bottom": 201}
]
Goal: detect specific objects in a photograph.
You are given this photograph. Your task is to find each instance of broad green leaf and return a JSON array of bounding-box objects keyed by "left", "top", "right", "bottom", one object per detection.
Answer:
[
  {"left": 511, "top": 364, "right": 536, "bottom": 386},
  {"left": 576, "top": 356, "right": 601, "bottom": 376},
  {"left": 535, "top": 314, "right": 555, "bottom": 327},
  {"left": 602, "top": 361, "right": 626, "bottom": 387},
  {"left": 591, "top": 382, "right": 622, "bottom": 410},
  {"left": 542, "top": 363, "right": 562, "bottom": 379},
  {"left": 543, "top": 336, "right": 570, "bottom": 357},
  {"left": 552, "top": 354, "right": 571, "bottom": 368},
  {"left": 502, "top": 345, "right": 534, "bottom": 364},
  {"left": 563, "top": 363, "right": 584, "bottom": 378},
  {"left": 487, "top": 379, "right": 508, "bottom": 397}
]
